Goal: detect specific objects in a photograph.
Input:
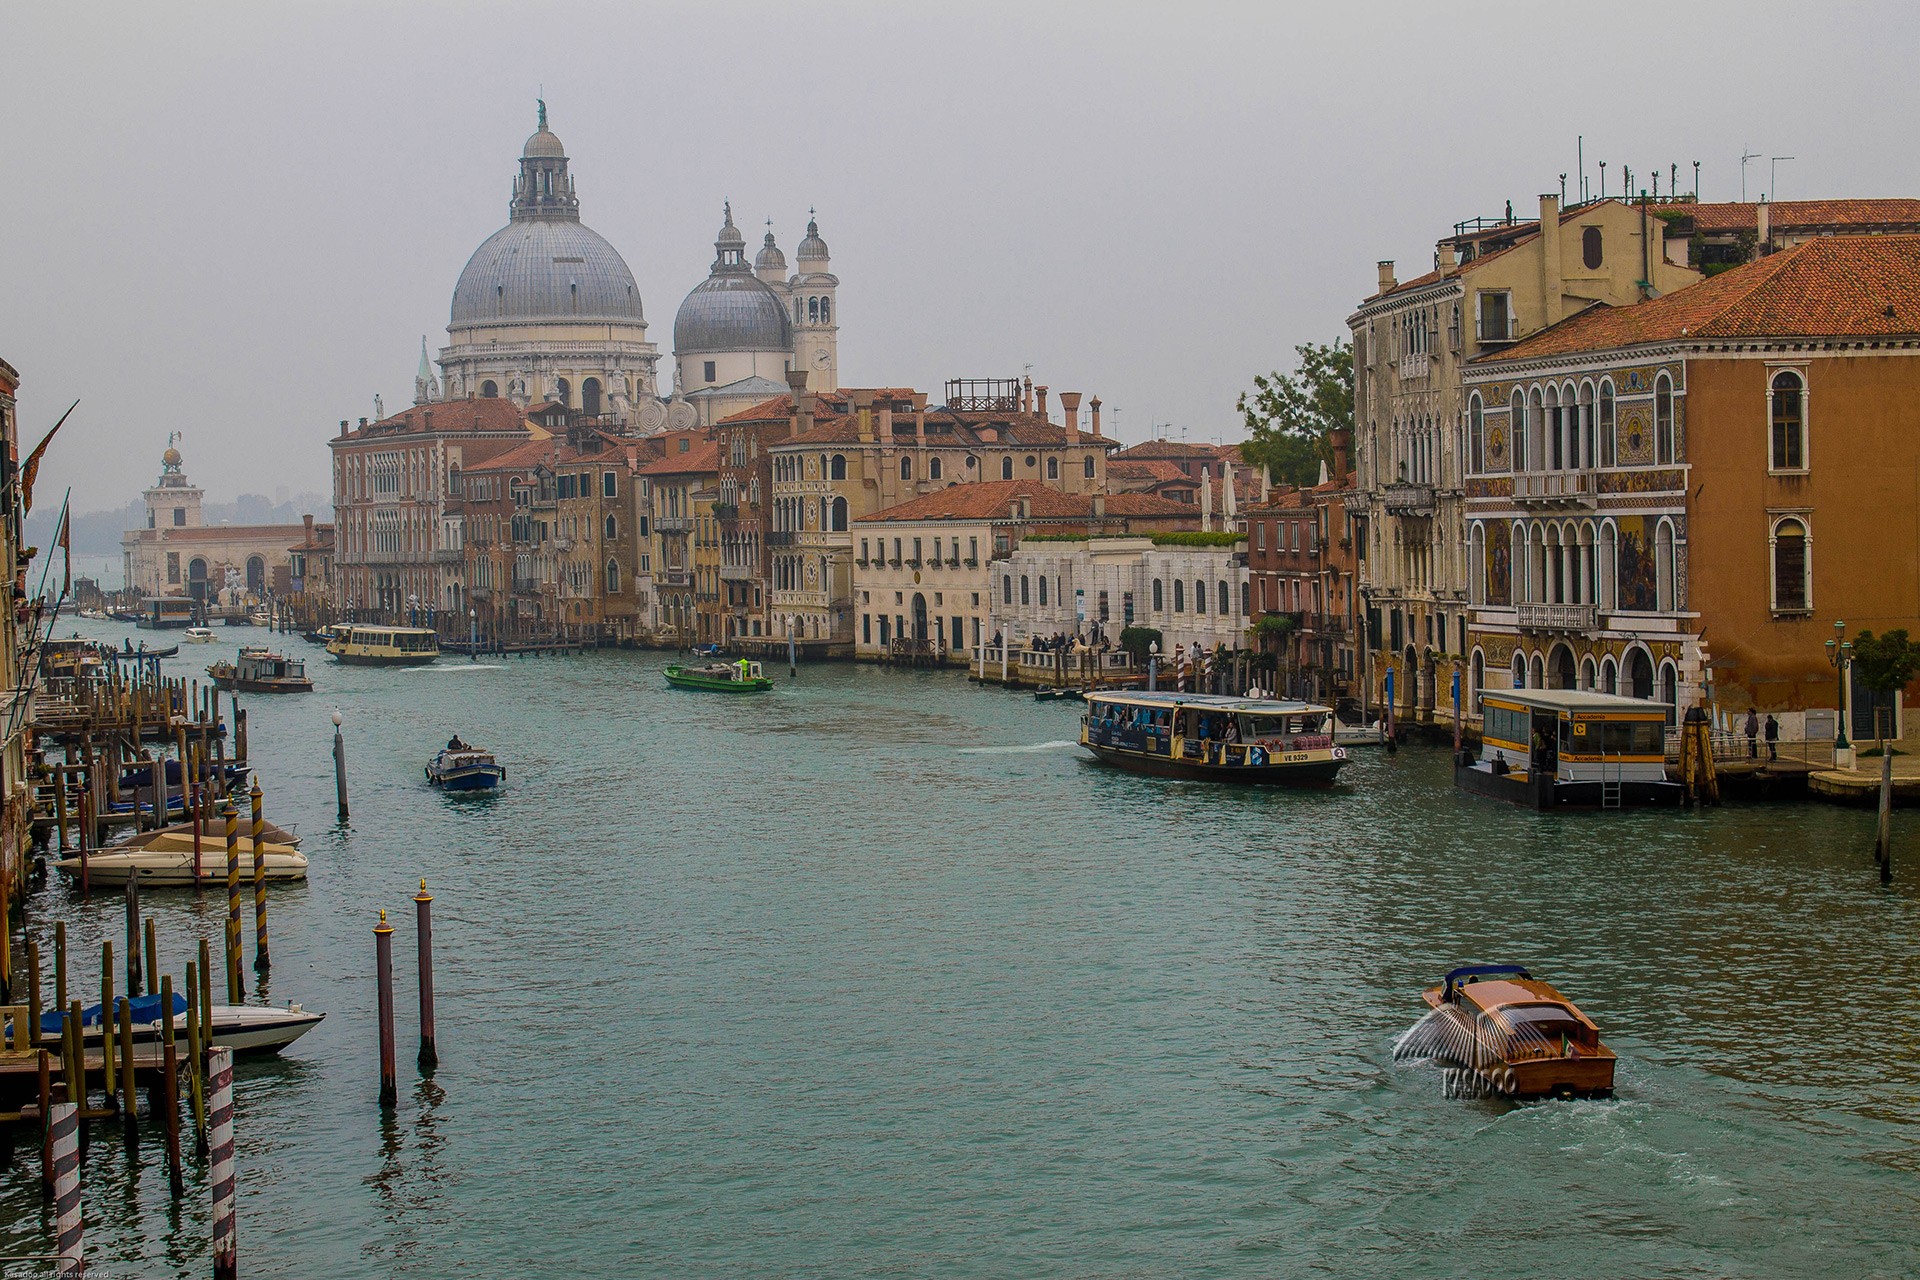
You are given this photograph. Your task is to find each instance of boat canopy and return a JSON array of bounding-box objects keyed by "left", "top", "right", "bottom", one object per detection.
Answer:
[
  {"left": 1085, "top": 691, "right": 1333, "bottom": 716},
  {"left": 43, "top": 991, "right": 187, "bottom": 1034},
  {"left": 1442, "top": 963, "right": 1531, "bottom": 997},
  {"left": 1480, "top": 689, "right": 1668, "bottom": 716}
]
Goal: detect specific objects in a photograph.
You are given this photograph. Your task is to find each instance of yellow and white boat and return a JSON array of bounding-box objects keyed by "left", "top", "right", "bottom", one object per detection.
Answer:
[{"left": 326, "top": 624, "right": 440, "bottom": 666}]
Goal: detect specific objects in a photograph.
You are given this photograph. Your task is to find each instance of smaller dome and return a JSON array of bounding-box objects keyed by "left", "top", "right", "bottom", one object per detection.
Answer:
[
  {"left": 797, "top": 216, "right": 829, "bottom": 262},
  {"left": 674, "top": 274, "right": 793, "bottom": 355},
  {"left": 755, "top": 231, "right": 786, "bottom": 274},
  {"left": 716, "top": 203, "right": 745, "bottom": 249},
  {"left": 523, "top": 127, "right": 565, "bottom": 159}
]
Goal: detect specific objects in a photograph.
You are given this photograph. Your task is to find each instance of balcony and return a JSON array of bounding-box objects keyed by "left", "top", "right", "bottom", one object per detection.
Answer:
[
  {"left": 1516, "top": 602, "right": 1599, "bottom": 632},
  {"left": 657, "top": 516, "right": 693, "bottom": 532},
  {"left": 1340, "top": 489, "right": 1370, "bottom": 516},
  {"left": 1397, "top": 353, "right": 1430, "bottom": 380},
  {"left": 1512, "top": 469, "right": 1597, "bottom": 507},
  {"left": 719, "top": 564, "right": 754, "bottom": 582},
  {"left": 767, "top": 531, "right": 797, "bottom": 547},
  {"left": 1383, "top": 483, "right": 1436, "bottom": 517}
]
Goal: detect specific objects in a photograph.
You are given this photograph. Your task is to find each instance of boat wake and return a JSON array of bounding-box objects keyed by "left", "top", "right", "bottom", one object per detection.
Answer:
[
  {"left": 410, "top": 664, "right": 505, "bottom": 672},
  {"left": 958, "top": 740, "right": 1080, "bottom": 755},
  {"left": 1394, "top": 1005, "right": 1510, "bottom": 1098}
]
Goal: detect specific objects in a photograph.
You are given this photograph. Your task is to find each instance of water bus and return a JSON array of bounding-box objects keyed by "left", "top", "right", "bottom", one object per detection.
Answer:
[
  {"left": 1079, "top": 692, "right": 1350, "bottom": 784},
  {"left": 1408, "top": 964, "right": 1616, "bottom": 1099},
  {"left": 208, "top": 647, "right": 313, "bottom": 693},
  {"left": 664, "top": 659, "right": 772, "bottom": 693},
  {"left": 138, "top": 596, "right": 196, "bottom": 629},
  {"left": 1458, "top": 688, "right": 1680, "bottom": 809},
  {"left": 327, "top": 624, "right": 441, "bottom": 666}
]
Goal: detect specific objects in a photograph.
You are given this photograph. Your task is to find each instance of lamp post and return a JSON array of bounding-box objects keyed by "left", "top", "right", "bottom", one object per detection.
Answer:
[
  {"left": 1825, "top": 620, "right": 1853, "bottom": 752},
  {"left": 1148, "top": 639, "right": 1159, "bottom": 692},
  {"left": 469, "top": 608, "right": 477, "bottom": 662}
]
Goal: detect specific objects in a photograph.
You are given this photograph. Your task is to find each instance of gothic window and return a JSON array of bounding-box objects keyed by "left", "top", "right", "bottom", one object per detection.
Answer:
[
  {"left": 1771, "top": 517, "right": 1810, "bottom": 612},
  {"left": 1655, "top": 518, "right": 1676, "bottom": 612},
  {"left": 604, "top": 514, "right": 617, "bottom": 540},
  {"left": 1654, "top": 373, "right": 1675, "bottom": 465},
  {"left": 1599, "top": 380, "right": 1617, "bottom": 467},
  {"left": 605, "top": 559, "right": 620, "bottom": 594},
  {"left": 1173, "top": 580, "right": 1184, "bottom": 612},
  {"left": 929, "top": 458, "right": 943, "bottom": 481},
  {"left": 1039, "top": 576, "right": 1048, "bottom": 605},
  {"left": 1047, "top": 457, "right": 1059, "bottom": 480},
  {"left": 1192, "top": 579, "right": 1206, "bottom": 615},
  {"left": 900, "top": 457, "right": 912, "bottom": 481},
  {"left": 1770, "top": 370, "right": 1805, "bottom": 470},
  {"left": 1217, "top": 581, "right": 1230, "bottom": 614},
  {"left": 1467, "top": 395, "right": 1484, "bottom": 474},
  {"left": 1509, "top": 389, "right": 1527, "bottom": 471},
  {"left": 1020, "top": 575, "right": 1030, "bottom": 605}
]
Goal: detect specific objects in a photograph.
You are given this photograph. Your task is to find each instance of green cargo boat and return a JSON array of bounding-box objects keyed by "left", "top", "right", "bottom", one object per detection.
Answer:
[{"left": 664, "top": 659, "right": 773, "bottom": 693}]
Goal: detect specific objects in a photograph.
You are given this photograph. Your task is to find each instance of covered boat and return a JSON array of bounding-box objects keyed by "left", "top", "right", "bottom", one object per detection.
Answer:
[
  {"left": 426, "top": 745, "right": 505, "bottom": 790},
  {"left": 40, "top": 992, "right": 324, "bottom": 1056},
  {"left": 1079, "top": 691, "right": 1349, "bottom": 784},
  {"left": 327, "top": 624, "right": 440, "bottom": 666},
  {"left": 1459, "top": 689, "right": 1681, "bottom": 809},
  {"left": 53, "top": 833, "right": 308, "bottom": 887},
  {"left": 664, "top": 659, "right": 772, "bottom": 692},
  {"left": 184, "top": 626, "right": 216, "bottom": 643},
  {"left": 208, "top": 646, "right": 313, "bottom": 693},
  {"left": 1407, "top": 964, "right": 1616, "bottom": 1099}
]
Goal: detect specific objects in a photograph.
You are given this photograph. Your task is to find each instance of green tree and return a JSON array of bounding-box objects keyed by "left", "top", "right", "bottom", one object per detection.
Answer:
[
  {"left": 1851, "top": 628, "right": 1920, "bottom": 745},
  {"left": 1236, "top": 339, "right": 1354, "bottom": 488}
]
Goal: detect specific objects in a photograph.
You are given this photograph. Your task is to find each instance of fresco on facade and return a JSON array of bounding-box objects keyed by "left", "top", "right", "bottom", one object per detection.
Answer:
[
  {"left": 1486, "top": 522, "right": 1511, "bottom": 606},
  {"left": 1616, "top": 406, "right": 1654, "bottom": 465},
  {"left": 1616, "top": 515, "right": 1657, "bottom": 612}
]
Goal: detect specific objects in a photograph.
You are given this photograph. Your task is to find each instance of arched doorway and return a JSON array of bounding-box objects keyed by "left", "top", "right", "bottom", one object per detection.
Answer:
[
  {"left": 912, "top": 593, "right": 929, "bottom": 641},
  {"left": 1402, "top": 645, "right": 1418, "bottom": 720},
  {"left": 1627, "top": 648, "right": 1654, "bottom": 700},
  {"left": 1470, "top": 649, "right": 1485, "bottom": 713},
  {"left": 188, "top": 558, "right": 209, "bottom": 603},
  {"left": 1658, "top": 660, "right": 1679, "bottom": 722},
  {"left": 1550, "top": 644, "right": 1577, "bottom": 690},
  {"left": 246, "top": 556, "right": 266, "bottom": 595},
  {"left": 555, "top": 378, "right": 571, "bottom": 407},
  {"left": 581, "top": 378, "right": 602, "bottom": 416}
]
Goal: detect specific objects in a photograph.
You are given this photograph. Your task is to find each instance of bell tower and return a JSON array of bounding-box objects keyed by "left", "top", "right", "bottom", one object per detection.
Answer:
[
  {"left": 510, "top": 99, "right": 579, "bottom": 222},
  {"left": 790, "top": 211, "right": 839, "bottom": 391},
  {"left": 144, "top": 434, "right": 204, "bottom": 531}
]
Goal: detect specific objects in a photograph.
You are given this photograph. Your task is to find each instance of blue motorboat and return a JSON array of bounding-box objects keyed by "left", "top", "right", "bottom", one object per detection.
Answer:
[
  {"left": 691, "top": 642, "right": 725, "bottom": 658},
  {"left": 425, "top": 744, "right": 505, "bottom": 791}
]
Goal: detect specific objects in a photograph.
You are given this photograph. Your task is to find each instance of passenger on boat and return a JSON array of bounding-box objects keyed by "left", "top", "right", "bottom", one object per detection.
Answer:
[{"left": 447, "top": 734, "right": 469, "bottom": 751}]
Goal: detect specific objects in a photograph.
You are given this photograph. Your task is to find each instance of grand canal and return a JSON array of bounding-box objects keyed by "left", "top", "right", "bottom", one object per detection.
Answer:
[{"left": 6, "top": 621, "right": 1919, "bottom": 1277}]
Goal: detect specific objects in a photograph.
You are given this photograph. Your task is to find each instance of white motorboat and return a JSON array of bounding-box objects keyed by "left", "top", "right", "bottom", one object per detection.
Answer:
[
  {"left": 45, "top": 993, "right": 324, "bottom": 1056},
  {"left": 1335, "top": 720, "right": 1389, "bottom": 748},
  {"left": 52, "top": 833, "right": 308, "bottom": 887},
  {"left": 184, "top": 626, "right": 216, "bottom": 644}
]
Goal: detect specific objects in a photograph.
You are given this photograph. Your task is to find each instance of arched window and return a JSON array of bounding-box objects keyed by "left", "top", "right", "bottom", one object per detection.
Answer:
[
  {"left": 1655, "top": 373, "right": 1675, "bottom": 465},
  {"left": 808, "top": 297, "right": 820, "bottom": 323},
  {"left": 1771, "top": 517, "right": 1810, "bottom": 612},
  {"left": 1468, "top": 395, "right": 1484, "bottom": 474},
  {"left": 821, "top": 298, "right": 831, "bottom": 323},
  {"left": 793, "top": 299, "right": 802, "bottom": 324},
  {"left": 930, "top": 458, "right": 943, "bottom": 481},
  {"left": 1002, "top": 457, "right": 1014, "bottom": 480},
  {"left": 900, "top": 457, "right": 913, "bottom": 481},
  {"left": 1577, "top": 382, "right": 1595, "bottom": 469},
  {"left": 1509, "top": 389, "right": 1527, "bottom": 471},
  {"left": 1582, "top": 226, "right": 1603, "bottom": 270},
  {"left": 1020, "top": 575, "right": 1031, "bottom": 605},
  {"left": 1047, "top": 457, "right": 1059, "bottom": 480},
  {"left": 1003, "top": 575, "right": 1013, "bottom": 605},
  {"left": 830, "top": 454, "right": 847, "bottom": 481},
  {"left": 582, "top": 378, "right": 602, "bottom": 416},
  {"left": 1598, "top": 381, "right": 1616, "bottom": 467},
  {"left": 1580, "top": 655, "right": 1595, "bottom": 692},
  {"left": 1600, "top": 656, "right": 1618, "bottom": 695},
  {"left": 1544, "top": 384, "right": 1563, "bottom": 470},
  {"left": 1659, "top": 661, "right": 1679, "bottom": 722},
  {"left": 830, "top": 497, "right": 847, "bottom": 532},
  {"left": 605, "top": 559, "right": 620, "bottom": 593},
  {"left": 1173, "top": 580, "right": 1185, "bottom": 612},
  {"left": 1512, "top": 653, "right": 1527, "bottom": 689},
  {"left": 1655, "top": 519, "right": 1676, "bottom": 612},
  {"left": 1770, "top": 370, "right": 1805, "bottom": 470},
  {"left": 1469, "top": 523, "right": 1486, "bottom": 605},
  {"left": 1152, "top": 578, "right": 1164, "bottom": 611},
  {"left": 1598, "top": 522, "right": 1618, "bottom": 611},
  {"left": 1627, "top": 648, "right": 1654, "bottom": 699},
  {"left": 480, "top": 380, "right": 498, "bottom": 398},
  {"left": 1527, "top": 385, "right": 1546, "bottom": 472},
  {"left": 1531, "top": 653, "right": 1546, "bottom": 690},
  {"left": 1218, "top": 581, "right": 1230, "bottom": 614},
  {"left": 604, "top": 514, "right": 617, "bottom": 540},
  {"left": 1039, "top": 576, "right": 1048, "bottom": 605},
  {"left": 1192, "top": 579, "right": 1206, "bottom": 615}
]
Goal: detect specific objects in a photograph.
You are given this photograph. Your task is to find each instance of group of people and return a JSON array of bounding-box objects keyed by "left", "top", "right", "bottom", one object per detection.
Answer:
[{"left": 1743, "top": 709, "right": 1782, "bottom": 761}]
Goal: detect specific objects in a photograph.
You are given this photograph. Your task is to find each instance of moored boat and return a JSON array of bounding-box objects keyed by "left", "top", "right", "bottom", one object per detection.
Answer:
[
  {"left": 1404, "top": 964, "right": 1616, "bottom": 1099},
  {"left": 1079, "top": 691, "right": 1349, "bottom": 784},
  {"left": 664, "top": 659, "right": 772, "bottom": 692},
  {"left": 327, "top": 624, "right": 440, "bottom": 666},
  {"left": 53, "top": 834, "right": 308, "bottom": 887},
  {"left": 40, "top": 992, "right": 324, "bottom": 1056},
  {"left": 426, "top": 744, "right": 506, "bottom": 790},
  {"left": 208, "top": 646, "right": 313, "bottom": 693}
]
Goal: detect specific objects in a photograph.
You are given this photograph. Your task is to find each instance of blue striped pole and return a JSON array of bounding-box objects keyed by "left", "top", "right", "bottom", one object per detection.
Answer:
[
  {"left": 209, "top": 1047, "right": 236, "bottom": 1280},
  {"left": 49, "top": 1100, "right": 81, "bottom": 1278}
]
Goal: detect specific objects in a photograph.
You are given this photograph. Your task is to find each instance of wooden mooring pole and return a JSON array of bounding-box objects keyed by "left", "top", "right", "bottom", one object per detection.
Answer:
[
  {"left": 251, "top": 782, "right": 269, "bottom": 971},
  {"left": 375, "top": 910, "right": 397, "bottom": 1107},
  {"left": 332, "top": 710, "right": 350, "bottom": 821},
  {"left": 209, "top": 1046, "right": 237, "bottom": 1280},
  {"left": 223, "top": 801, "right": 242, "bottom": 1003},
  {"left": 415, "top": 880, "right": 437, "bottom": 1071},
  {"left": 160, "top": 974, "right": 184, "bottom": 1198},
  {"left": 125, "top": 873, "right": 142, "bottom": 997}
]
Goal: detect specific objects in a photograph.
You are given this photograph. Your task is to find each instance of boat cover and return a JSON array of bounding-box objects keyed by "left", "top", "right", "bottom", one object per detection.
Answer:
[{"left": 41, "top": 991, "right": 188, "bottom": 1035}]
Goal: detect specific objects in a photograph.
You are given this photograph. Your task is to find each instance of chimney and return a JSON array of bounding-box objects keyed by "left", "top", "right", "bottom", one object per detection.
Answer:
[
  {"left": 1022, "top": 375, "right": 1033, "bottom": 412},
  {"left": 1089, "top": 396, "right": 1102, "bottom": 437},
  {"left": 339, "top": 419, "right": 349, "bottom": 439},
  {"left": 303, "top": 513, "right": 315, "bottom": 542},
  {"left": 1376, "top": 260, "right": 1397, "bottom": 294},
  {"left": 1331, "top": 426, "right": 1353, "bottom": 482},
  {"left": 1092, "top": 492, "right": 1106, "bottom": 519},
  {"left": 359, "top": 417, "right": 369, "bottom": 429},
  {"left": 913, "top": 392, "right": 928, "bottom": 447},
  {"left": 1058, "top": 391, "right": 1082, "bottom": 432},
  {"left": 1756, "top": 196, "right": 1771, "bottom": 255},
  {"left": 849, "top": 388, "right": 875, "bottom": 444},
  {"left": 1437, "top": 242, "right": 1458, "bottom": 278},
  {"left": 786, "top": 369, "right": 814, "bottom": 436},
  {"left": 1036, "top": 385, "right": 1049, "bottom": 418},
  {"left": 1538, "top": 193, "right": 1563, "bottom": 326},
  {"left": 877, "top": 400, "right": 894, "bottom": 443}
]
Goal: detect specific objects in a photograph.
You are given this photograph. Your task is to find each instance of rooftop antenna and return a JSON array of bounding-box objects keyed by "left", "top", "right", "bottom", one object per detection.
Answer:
[
  {"left": 1740, "top": 148, "right": 1761, "bottom": 201},
  {"left": 1693, "top": 160, "right": 1701, "bottom": 200},
  {"left": 1559, "top": 173, "right": 1567, "bottom": 204},
  {"left": 1577, "top": 135, "right": 1584, "bottom": 202},
  {"left": 1652, "top": 171, "right": 1660, "bottom": 201},
  {"left": 1598, "top": 160, "right": 1607, "bottom": 199},
  {"left": 1770, "top": 156, "right": 1795, "bottom": 201},
  {"left": 1671, "top": 163, "right": 1679, "bottom": 197}
]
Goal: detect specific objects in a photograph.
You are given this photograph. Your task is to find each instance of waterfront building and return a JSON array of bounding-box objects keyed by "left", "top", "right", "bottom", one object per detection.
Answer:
[
  {"left": 1654, "top": 197, "right": 1920, "bottom": 272},
  {"left": 286, "top": 513, "right": 335, "bottom": 618},
  {"left": 1245, "top": 428, "right": 1360, "bottom": 700},
  {"left": 121, "top": 440, "right": 310, "bottom": 603},
  {"left": 992, "top": 534, "right": 1248, "bottom": 656},
  {"left": 690, "top": 482, "right": 724, "bottom": 644},
  {"left": 637, "top": 431, "right": 720, "bottom": 644},
  {"left": 1459, "top": 233, "right": 1920, "bottom": 740},
  {"left": 1349, "top": 194, "right": 1702, "bottom": 723},
  {"left": 851, "top": 480, "right": 1196, "bottom": 661},
  {"left": 0, "top": 358, "right": 31, "bottom": 911}
]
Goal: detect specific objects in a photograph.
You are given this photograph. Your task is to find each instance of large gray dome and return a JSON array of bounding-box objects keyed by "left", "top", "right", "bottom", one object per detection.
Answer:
[
  {"left": 450, "top": 219, "right": 644, "bottom": 327},
  {"left": 673, "top": 273, "right": 792, "bottom": 355}
]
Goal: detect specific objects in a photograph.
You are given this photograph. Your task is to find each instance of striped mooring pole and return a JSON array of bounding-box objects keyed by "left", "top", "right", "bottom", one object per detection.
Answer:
[
  {"left": 49, "top": 1100, "right": 82, "bottom": 1278},
  {"left": 209, "top": 1046, "right": 236, "bottom": 1280}
]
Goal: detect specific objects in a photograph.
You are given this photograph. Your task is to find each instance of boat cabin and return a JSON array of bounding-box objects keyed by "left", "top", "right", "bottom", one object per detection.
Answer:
[
  {"left": 1080, "top": 692, "right": 1348, "bottom": 783},
  {"left": 140, "top": 597, "right": 196, "bottom": 629},
  {"left": 327, "top": 625, "right": 441, "bottom": 666},
  {"left": 1459, "top": 688, "right": 1678, "bottom": 809}
]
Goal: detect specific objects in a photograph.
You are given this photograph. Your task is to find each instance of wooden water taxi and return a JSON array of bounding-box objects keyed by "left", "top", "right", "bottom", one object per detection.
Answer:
[
  {"left": 1459, "top": 689, "right": 1681, "bottom": 809},
  {"left": 426, "top": 744, "right": 505, "bottom": 790},
  {"left": 1079, "top": 692, "right": 1350, "bottom": 784},
  {"left": 208, "top": 646, "right": 313, "bottom": 693},
  {"left": 184, "top": 626, "right": 216, "bottom": 644},
  {"left": 327, "top": 624, "right": 440, "bottom": 666},
  {"left": 664, "top": 659, "right": 772, "bottom": 692},
  {"left": 1411, "top": 964, "right": 1616, "bottom": 1099}
]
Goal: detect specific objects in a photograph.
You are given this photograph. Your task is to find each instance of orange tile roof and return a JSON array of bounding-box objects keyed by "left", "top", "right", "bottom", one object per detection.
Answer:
[
  {"left": 636, "top": 440, "right": 721, "bottom": 475},
  {"left": 1114, "top": 440, "right": 1217, "bottom": 460},
  {"left": 857, "top": 480, "right": 1092, "bottom": 523},
  {"left": 1474, "top": 234, "right": 1920, "bottom": 363},
  {"left": 1675, "top": 198, "right": 1920, "bottom": 233},
  {"left": 345, "top": 398, "right": 531, "bottom": 439},
  {"left": 1101, "top": 492, "right": 1204, "bottom": 517}
]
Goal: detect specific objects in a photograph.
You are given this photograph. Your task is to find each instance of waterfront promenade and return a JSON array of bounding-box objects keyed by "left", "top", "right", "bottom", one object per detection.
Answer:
[{"left": 3, "top": 621, "right": 1918, "bottom": 1277}]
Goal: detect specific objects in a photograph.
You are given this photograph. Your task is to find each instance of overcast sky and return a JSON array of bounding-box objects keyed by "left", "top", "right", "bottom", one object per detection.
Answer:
[{"left": 5, "top": 0, "right": 1916, "bottom": 512}]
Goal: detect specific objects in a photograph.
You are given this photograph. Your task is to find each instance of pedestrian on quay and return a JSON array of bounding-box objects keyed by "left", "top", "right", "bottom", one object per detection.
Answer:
[
  {"left": 1765, "top": 713, "right": 1780, "bottom": 762},
  {"left": 1744, "top": 707, "right": 1760, "bottom": 759}
]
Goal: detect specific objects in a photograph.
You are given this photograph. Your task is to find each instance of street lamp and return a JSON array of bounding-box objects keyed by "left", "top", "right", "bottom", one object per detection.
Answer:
[
  {"left": 1825, "top": 620, "right": 1853, "bottom": 751},
  {"left": 469, "top": 608, "right": 478, "bottom": 662},
  {"left": 1148, "top": 639, "right": 1160, "bottom": 692}
]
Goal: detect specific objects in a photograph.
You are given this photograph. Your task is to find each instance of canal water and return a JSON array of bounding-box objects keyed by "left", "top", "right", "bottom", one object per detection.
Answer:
[{"left": 6, "top": 620, "right": 1920, "bottom": 1277}]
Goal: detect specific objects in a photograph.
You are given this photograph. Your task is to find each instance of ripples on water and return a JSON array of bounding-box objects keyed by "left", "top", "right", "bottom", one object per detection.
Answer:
[{"left": 4, "top": 627, "right": 1920, "bottom": 1277}]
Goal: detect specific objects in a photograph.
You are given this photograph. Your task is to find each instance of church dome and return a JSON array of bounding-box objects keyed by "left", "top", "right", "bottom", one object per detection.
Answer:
[
  {"left": 796, "top": 216, "right": 829, "bottom": 264},
  {"left": 755, "top": 231, "right": 786, "bottom": 275},
  {"left": 523, "top": 126, "right": 565, "bottom": 159},
  {"left": 450, "top": 218, "right": 644, "bottom": 327},
  {"left": 674, "top": 274, "right": 792, "bottom": 355}
]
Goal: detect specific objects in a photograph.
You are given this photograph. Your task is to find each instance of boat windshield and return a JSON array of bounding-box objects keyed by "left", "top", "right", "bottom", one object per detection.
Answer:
[{"left": 1497, "top": 1004, "right": 1590, "bottom": 1044}]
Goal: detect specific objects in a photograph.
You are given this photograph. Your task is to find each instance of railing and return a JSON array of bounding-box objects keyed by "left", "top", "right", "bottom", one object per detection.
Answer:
[
  {"left": 767, "top": 531, "right": 797, "bottom": 547},
  {"left": 1663, "top": 730, "right": 1838, "bottom": 768},
  {"left": 1515, "top": 602, "right": 1599, "bottom": 631},
  {"left": 656, "top": 516, "right": 694, "bottom": 532},
  {"left": 1513, "top": 469, "right": 1596, "bottom": 504},
  {"left": 1383, "top": 483, "right": 1436, "bottom": 517},
  {"left": 719, "top": 564, "right": 753, "bottom": 582},
  {"left": 1398, "top": 353, "right": 1430, "bottom": 380}
]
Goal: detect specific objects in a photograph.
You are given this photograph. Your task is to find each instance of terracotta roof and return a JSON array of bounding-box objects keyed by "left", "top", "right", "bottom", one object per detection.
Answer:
[
  {"left": 1674, "top": 199, "right": 1920, "bottom": 233},
  {"left": 465, "top": 437, "right": 578, "bottom": 474},
  {"left": 857, "top": 480, "right": 1092, "bottom": 523},
  {"left": 1113, "top": 439, "right": 1218, "bottom": 460},
  {"left": 1474, "top": 234, "right": 1920, "bottom": 363},
  {"left": 1102, "top": 492, "right": 1205, "bottom": 517},
  {"left": 1108, "top": 459, "right": 1190, "bottom": 485},
  {"left": 289, "top": 524, "right": 336, "bottom": 552},
  {"left": 342, "top": 398, "right": 531, "bottom": 440},
  {"left": 636, "top": 440, "right": 720, "bottom": 476}
]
